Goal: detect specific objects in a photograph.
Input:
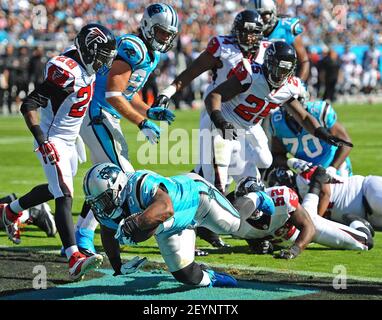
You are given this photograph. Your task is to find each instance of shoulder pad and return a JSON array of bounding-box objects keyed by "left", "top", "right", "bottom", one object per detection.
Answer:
[
  {"left": 45, "top": 58, "right": 76, "bottom": 88},
  {"left": 288, "top": 17, "right": 304, "bottom": 36},
  {"left": 117, "top": 35, "right": 147, "bottom": 67}
]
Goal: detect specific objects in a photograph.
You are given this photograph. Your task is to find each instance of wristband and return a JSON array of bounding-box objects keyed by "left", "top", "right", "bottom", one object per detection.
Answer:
[
  {"left": 210, "top": 110, "right": 225, "bottom": 127},
  {"left": 30, "top": 125, "right": 45, "bottom": 146},
  {"left": 160, "top": 85, "right": 177, "bottom": 98},
  {"left": 290, "top": 244, "right": 301, "bottom": 257}
]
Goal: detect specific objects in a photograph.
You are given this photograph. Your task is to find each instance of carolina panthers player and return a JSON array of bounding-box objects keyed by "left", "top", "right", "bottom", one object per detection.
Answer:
[
  {"left": 270, "top": 98, "right": 353, "bottom": 178},
  {"left": 0, "top": 24, "right": 117, "bottom": 281},
  {"left": 76, "top": 3, "right": 179, "bottom": 255},
  {"left": 204, "top": 41, "right": 352, "bottom": 195},
  {"left": 232, "top": 168, "right": 373, "bottom": 257},
  {"left": 83, "top": 163, "right": 242, "bottom": 287},
  {"left": 249, "top": 0, "right": 310, "bottom": 83}
]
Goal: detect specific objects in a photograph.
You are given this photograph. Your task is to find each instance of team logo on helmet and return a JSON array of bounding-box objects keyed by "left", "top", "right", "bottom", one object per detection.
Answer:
[
  {"left": 97, "top": 166, "right": 120, "bottom": 185},
  {"left": 85, "top": 27, "right": 108, "bottom": 47},
  {"left": 148, "top": 3, "right": 165, "bottom": 17}
]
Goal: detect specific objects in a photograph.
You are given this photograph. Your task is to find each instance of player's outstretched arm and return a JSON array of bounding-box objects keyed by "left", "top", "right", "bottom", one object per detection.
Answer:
[
  {"left": 327, "top": 121, "right": 352, "bottom": 171},
  {"left": 293, "top": 36, "right": 310, "bottom": 82},
  {"left": 100, "top": 224, "right": 122, "bottom": 275},
  {"left": 275, "top": 204, "right": 315, "bottom": 259},
  {"left": 114, "top": 188, "right": 174, "bottom": 245},
  {"left": 204, "top": 75, "right": 245, "bottom": 140},
  {"left": 153, "top": 49, "right": 219, "bottom": 108},
  {"left": 285, "top": 98, "right": 353, "bottom": 148}
]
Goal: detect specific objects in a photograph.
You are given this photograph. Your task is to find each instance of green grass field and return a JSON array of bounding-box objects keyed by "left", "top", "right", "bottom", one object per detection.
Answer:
[{"left": 1, "top": 104, "right": 382, "bottom": 280}]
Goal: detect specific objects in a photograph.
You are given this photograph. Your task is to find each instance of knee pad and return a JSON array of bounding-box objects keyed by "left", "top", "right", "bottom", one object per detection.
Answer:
[{"left": 171, "top": 262, "right": 203, "bottom": 285}]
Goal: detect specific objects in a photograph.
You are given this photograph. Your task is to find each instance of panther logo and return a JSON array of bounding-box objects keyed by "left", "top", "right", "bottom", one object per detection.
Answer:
[
  {"left": 85, "top": 27, "right": 108, "bottom": 47},
  {"left": 98, "top": 166, "right": 120, "bottom": 184}
]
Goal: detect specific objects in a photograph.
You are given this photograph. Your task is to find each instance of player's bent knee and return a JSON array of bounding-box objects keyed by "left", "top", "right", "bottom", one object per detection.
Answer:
[{"left": 171, "top": 262, "right": 203, "bottom": 285}]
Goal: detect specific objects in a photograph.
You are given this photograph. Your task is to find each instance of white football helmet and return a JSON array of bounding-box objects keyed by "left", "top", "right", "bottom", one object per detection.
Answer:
[
  {"left": 83, "top": 163, "right": 129, "bottom": 220},
  {"left": 248, "top": 0, "right": 277, "bottom": 33},
  {"left": 140, "top": 3, "right": 179, "bottom": 53}
]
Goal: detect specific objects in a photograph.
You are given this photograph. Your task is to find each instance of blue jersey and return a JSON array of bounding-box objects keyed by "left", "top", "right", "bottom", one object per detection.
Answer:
[
  {"left": 98, "top": 170, "right": 201, "bottom": 237},
  {"left": 267, "top": 17, "right": 303, "bottom": 46},
  {"left": 271, "top": 100, "right": 351, "bottom": 170},
  {"left": 90, "top": 34, "right": 161, "bottom": 119}
]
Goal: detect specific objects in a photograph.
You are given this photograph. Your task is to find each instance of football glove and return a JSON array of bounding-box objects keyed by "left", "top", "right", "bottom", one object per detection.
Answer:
[
  {"left": 121, "top": 256, "right": 147, "bottom": 274},
  {"left": 314, "top": 127, "right": 353, "bottom": 148},
  {"left": 249, "top": 240, "right": 274, "bottom": 254},
  {"left": 274, "top": 244, "right": 301, "bottom": 259},
  {"left": 35, "top": 141, "right": 60, "bottom": 165},
  {"left": 152, "top": 94, "right": 170, "bottom": 109},
  {"left": 147, "top": 106, "right": 175, "bottom": 125},
  {"left": 138, "top": 119, "right": 161, "bottom": 144}
]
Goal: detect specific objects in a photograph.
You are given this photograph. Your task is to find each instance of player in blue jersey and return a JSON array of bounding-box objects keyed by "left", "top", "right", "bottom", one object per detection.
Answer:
[
  {"left": 270, "top": 99, "right": 353, "bottom": 178},
  {"left": 249, "top": 0, "right": 310, "bottom": 83},
  {"left": 82, "top": 163, "right": 242, "bottom": 287},
  {"left": 75, "top": 3, "right": 179, "bottom": 255}
]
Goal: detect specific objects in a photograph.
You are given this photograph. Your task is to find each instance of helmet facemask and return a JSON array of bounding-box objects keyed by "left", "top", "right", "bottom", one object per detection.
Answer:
[
  {"left": 264, "top": 54, "right": 295, "bottom": 88},
  {"left": 235, "top": 24, "right": 263, "bottom": 55},
  {"left": 146, "top": 24, "right": 178, "bottom": 53},
  {"left": 86, "top": 185, "right": 124, "bottom": 220}
]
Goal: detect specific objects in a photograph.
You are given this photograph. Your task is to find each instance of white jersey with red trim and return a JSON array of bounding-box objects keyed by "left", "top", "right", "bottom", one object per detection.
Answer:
[
  {"left": 204, "top": 35, "right": 247, "bottom": 97},
  {"left": 254, "top": 40, "right": 272, "bottom": 65},
  {"left": 328, "top": 175, "right": 365, "bottom": 221},
  {"left": 237, "top": 186, "right": 299, "bottom": 240},
  {"left": 221, "top": 61, "right": 302, "bottom": 130},
  {"left": 40, "top": 47, "right": 95, "bottom": 144}
]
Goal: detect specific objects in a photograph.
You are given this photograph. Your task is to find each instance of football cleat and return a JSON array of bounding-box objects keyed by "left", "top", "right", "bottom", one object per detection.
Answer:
[
  {"left": 68, "top": 251, "right": 103, "bottom": 281},
  {"left": 356, "top": 226, "right": 374, "bottom": 250},
  {"left": 287, "top": 158, "right": 313, "bottom": 174},
  {"left": 206, "top": 269, "right": 238, "bottom": 287},
  {"left": 27, "top": 203, "right": 57, "bottom": 237},
  {"left": 210, "top": 238, "right": 231, "bottom": 249},
  {"left": 1, "top": 203, "right": 22, "bottom": 244},
  {"left": 344, "top": 214, "right": 375, "bottom": 238},
  {"left": 75, "top": 228, "right": 96, "bottom": 254}
]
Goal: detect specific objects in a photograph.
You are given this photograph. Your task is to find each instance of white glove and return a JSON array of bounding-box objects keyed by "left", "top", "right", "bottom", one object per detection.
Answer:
[
  {"left": 326, "top": 166, "right": 344, "bottom": 183},
  {"left": 121, "top": 256, "right": 147, "bottom": 274}
]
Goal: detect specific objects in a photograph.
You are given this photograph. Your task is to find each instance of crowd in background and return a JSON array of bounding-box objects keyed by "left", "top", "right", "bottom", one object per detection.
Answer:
[{"left": 0, "top": 0, "right": 381, "bottom": 113}]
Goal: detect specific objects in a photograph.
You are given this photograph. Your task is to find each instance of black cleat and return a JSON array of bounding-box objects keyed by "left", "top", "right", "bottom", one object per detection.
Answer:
[
  {"left": 210, "top": 238, "right": 231, "bottom": 248},
  {"left": 344, "top": 214, "right": 375, "bottom": 237},
  {"left": 27, "top": 203, "right": 57, "bottom": 237},
  {"left": 356, "top": 226, "right": 374, "bottom": 250}
]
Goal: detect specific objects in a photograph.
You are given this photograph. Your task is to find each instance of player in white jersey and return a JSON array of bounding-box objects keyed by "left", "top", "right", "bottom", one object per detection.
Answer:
[
  {"left": 155, "top": 9, "right": 272, "bottom": 173},
  {"left": 204, "top": 41, "right": 353, "bottom": 194},
  {"left": 233, "top": 167, "right": 373, "bottom": 258},
  {"left": 288, "top": 158, "right": 382, "bottom": 230},
  {"left": 0, "top": 24, "right": 117, "bottom": 281}
]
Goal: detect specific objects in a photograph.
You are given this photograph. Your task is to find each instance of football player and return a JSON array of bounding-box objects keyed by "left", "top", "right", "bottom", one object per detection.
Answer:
[
  {"left": 76, "top": 3, "right": 179, "bottom": 255},
  {"left": 151, "top": 9, "right": 267, "bottom": 250},
  {"left": 154, "top": 9, "right": 272, "bottom": 174},
  {"left": 287, "top": 158, "right": 382, "bottom": 230},
  {"left": 232, "top": 167, "right": 373, "bottom": 258},
  {"left": 270, "top": 98, "right": 353, "bottom": 178},
  {"left": 0, "top": 194, "right": 56, "bottom": 238},
  {"left": 203, "top": 41, "right": 352, "bottom": 195},
  {"left": 83, "top": 163, "right": 242, "bottom": 287},
  {"left": 0, "top": 24, "right": 117, "bottom": 281},
  {"left": 249, "top": 0, "right": 310, "bottom": 83}
]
